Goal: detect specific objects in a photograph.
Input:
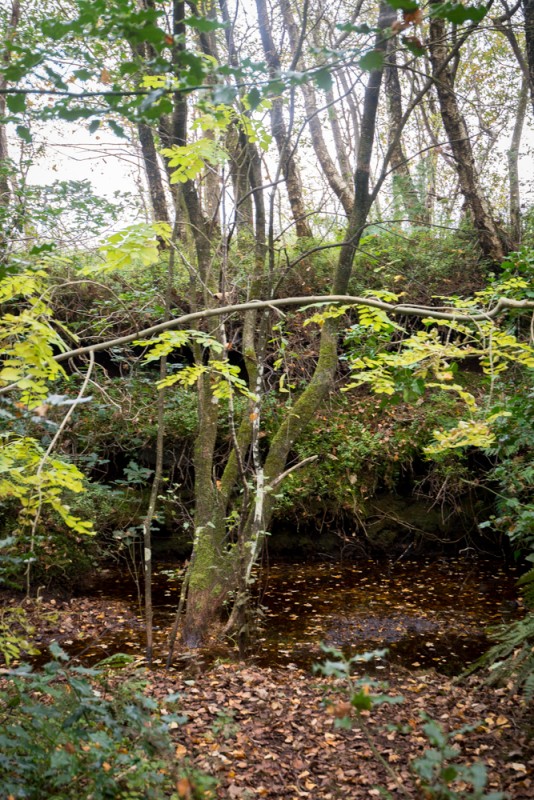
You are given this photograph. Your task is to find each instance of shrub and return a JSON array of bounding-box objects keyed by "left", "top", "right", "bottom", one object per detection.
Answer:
[{"left": 0, "top": 647, "right": 216, "bottom": 799}]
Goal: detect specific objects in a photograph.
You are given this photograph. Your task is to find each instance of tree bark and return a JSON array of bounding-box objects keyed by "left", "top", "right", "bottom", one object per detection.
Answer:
[
  {"left": 523, "top": 0, "right": 534, "bottom": 113},
  {"left": 254, "top": 0, "right": 313, "bottom": 238},
  {"left": 280, "top": 0, "right": 354, "bottom": 215},
  {"left": 0, "top": 1, "right": 20, "bottom": 260},
  {"left": 428, "top": 11, "right": 506, "bottom": 261},
  {"left": 508, "top": 76, "right": 528, "bottom": 247},
  {"left": 384, "top": 36, "right": 427, "bottom": 223},
  {"left": 137, "top": 123, "right": 171, "bottom": 226}
]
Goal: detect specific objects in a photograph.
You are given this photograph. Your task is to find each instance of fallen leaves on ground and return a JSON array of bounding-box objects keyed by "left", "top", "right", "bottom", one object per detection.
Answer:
[{"left": 141, "top": 661, "right": 533, "bottom": 799}]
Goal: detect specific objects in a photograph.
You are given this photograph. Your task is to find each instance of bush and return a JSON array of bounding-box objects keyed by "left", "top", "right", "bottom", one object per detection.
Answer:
[{"left": 0, "top": 647, "right": 216, "bottom": 799}]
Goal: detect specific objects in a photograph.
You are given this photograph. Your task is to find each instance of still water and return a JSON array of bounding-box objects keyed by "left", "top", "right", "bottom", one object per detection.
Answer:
[{"left": 66, "top": 556, "right": 521, "bottom": 676}]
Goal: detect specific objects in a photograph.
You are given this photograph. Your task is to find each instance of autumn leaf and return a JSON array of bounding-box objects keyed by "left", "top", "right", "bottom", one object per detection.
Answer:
[
  {"left": 403, "top": 9, "right": 423, "bottom": 25},
  {"left": 176, "top": 777, "right": 193, "bottom": 798}
]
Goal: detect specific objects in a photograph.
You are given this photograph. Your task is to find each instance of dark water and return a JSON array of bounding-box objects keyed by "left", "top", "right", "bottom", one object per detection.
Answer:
[
  {"left": 254, "top": 558, "right": 521, "bottom": 674},
  {"left": 61, "top": 556, "right": 522, "bottom": 676}
]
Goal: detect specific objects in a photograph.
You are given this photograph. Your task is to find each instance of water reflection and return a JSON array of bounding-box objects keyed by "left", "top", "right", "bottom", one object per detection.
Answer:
[{"left": 61, "top": 557, "right": 521, "bottom": 676}]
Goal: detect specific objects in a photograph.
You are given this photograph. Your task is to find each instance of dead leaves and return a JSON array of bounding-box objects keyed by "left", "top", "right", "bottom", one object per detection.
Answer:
[{"left": 137, "top": 663, "right": 533, "bottom": 799}]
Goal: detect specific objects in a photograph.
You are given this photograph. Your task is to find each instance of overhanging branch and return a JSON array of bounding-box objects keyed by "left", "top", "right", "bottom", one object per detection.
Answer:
[
  {"left": 49, "top": 294, "right": 534, "bottom": 362},
  {"left": 1, "top": 294, "right": 532, "bottom": 399}
]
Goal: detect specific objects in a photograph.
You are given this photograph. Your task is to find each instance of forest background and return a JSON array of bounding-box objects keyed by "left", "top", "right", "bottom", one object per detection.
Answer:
[
  {"left": 2, "top": 1, "right": 534, "bottom": 797},
  {"left": 0, "top": 0, "right": 534, "bottom": 698}
]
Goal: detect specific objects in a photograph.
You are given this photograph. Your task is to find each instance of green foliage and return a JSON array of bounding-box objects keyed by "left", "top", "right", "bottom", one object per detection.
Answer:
[
  {"left": 0, "top": 260, "right": 70, "bottom": 408},
  {"left": 137, "top": 330, "right": 258, "bottom": 401},
  {"left": 0, "top": 649, "right": 217, "bottom": 799},
  {"left": 467, "top": 378, "right": 534, "bottom": 693},
  {"left": 351, "top": 230, "right": 484, "bottom": 303},
  {"left": 268, "top": 389, "right": 461, "bottom": 525},
  {"left": 479, "top": 388, "right": 534, "bottom": 562},
  {"left": 316, "top": 647, "right": 501, "bottom": 799},
  {"left": 412, "top": 714, "right": 504, "bottom": 800},
  {"left": 0, "top": 607, "right": 40, "bottom": 665},
  {"left": 0, "top": 435, "right": 93, "bottom": 536},
  {"left": 495, "top": 249, "right": 534, "bottom": 298},
  {"left": 82, "top": 222, "right": 170, "bottom": 275},
  {"left": 465, "top": 614, "right": 534, "bottom": 700},
  {"left": 315, "top": 645, "right": 403, "bottom": 730},
  {"left": 162, "top": 139, "right": 228, "bottom": 184}
]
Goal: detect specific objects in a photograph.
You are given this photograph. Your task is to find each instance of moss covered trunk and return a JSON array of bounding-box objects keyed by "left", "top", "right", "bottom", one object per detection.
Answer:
[{"left": 174, "top": 3, "right": 393, "bottom": 650}]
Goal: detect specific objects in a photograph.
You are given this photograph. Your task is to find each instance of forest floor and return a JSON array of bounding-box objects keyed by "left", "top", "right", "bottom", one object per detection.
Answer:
[
  {"left": 147, "top": 661, "right": 533, "bottom": 800},
  {"left": 2, "top": 591, "right": 533, "bottom": 799}
]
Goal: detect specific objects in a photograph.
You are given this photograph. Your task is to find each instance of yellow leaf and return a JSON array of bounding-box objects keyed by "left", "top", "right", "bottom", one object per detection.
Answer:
[{"left": 175, "top": 744, "right": 188, "bottom": 759}]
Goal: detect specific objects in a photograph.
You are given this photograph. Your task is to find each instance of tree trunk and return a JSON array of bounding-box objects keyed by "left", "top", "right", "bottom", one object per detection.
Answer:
[
  {"left": 428, "top": 12, "right": 506, "bottom": 261},
  {"left": 255, "top": 0, "right": 313, "bottom": 238},
  {"left": 280, "top": 0, "right": 354, "bottom": 216},
  {"left": 508, "top": 76, "right": 528, "bottom": 247},
  {"left": 523, "top": 0, "right": 534, "bottom": 113},
  {"left": 384, "top": 36, "right": 427, "bottom": 223},
  {"left": 0, "top": 1, "right": 20, "bottom": 261},
  {"left": 137, "top": 123, "right": 171, "bottom": 226},
  {"left": 177, "top": 1, "right": 394, "bottom": 649}
]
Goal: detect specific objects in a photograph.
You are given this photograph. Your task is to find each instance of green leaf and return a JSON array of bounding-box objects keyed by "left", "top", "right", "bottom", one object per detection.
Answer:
[
  {"left": 359, "top": 50, "right": 385, "bottom": 71},
  {"left": 108, "top": 119, "right": 126, "bottom": 138},
  {"left": 57, "top": 106, "right": 95, "bottom": 122},
  {"left": 185, "top": 15, "right": 228, "bottom": 32},
  {"left": 246, "top": 87, "right": 262, "bottom": 110},
  {"left": 336, "top": 22, "right": 372, "bottom": 33},
  {"left": 266, "top": 78, "right": 286, "bottom": 97},
  {"left": 314, "top": 68, "right": 333, "bottom": 92},
  {"left": 430, "top": 3, "right": 488, "bottom": 24},
  {"left": 351, "top": 690, "right": 373, "bottom": 711},
  {"left": 119, "top": 61, "right": 140, "bottom": 77},
  {"left": 139, "top": 88, "right": 166, "bottom": 113},
  {"left": 213, "top": 84, "right": 237, "bottom": 105},
  {"left": 386, "top": 0, "right": 419, "bottom": 10},
  {"left": 89, "top": 119, "right": 100, "bottom": 134},
  {"left": 6, "top": 93, "right": 26, "bottom": 114},
  {"left": 441, "top": 765, "right": 458, "bottom": 783},
  {"left": 49, "top": 641, "right": 69, "bottom": 661},
  {"left": 16, "top": 125, "right": 32, "bottom": 143},
  {"left": 73, "top": 68, "right": 92, "bottom": 81}
]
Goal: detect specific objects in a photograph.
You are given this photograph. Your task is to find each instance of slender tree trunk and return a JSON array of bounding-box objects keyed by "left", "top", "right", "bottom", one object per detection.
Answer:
[
  {"left": 0, "top": 1, "right": 20, "bottom": 261},
  {"left": 227, "top": 126, "right": 254, "bottom": 234},
  {"left": 428, "top": 11, "right": 506, "bottom": 261},
  {"left": 280, "top": 0, "right": 354, "bottom": 215},
  {"left": 523, "top": 0, "right": 534, "bottom": 113},
  {"left": 508, "top": 76, "right": 528, "bottom": 247},
  {"left": 137, "top": 123, "right": 171, "bottom": 226},
  {"left": 325, "top": 84, "right": 353, "bottom": 186},
  {"left": 141, "top": 225, "right": 177, "bottom": 663},
  {"left": 255, "top": 0, "right": 313, "bottom": 238},
  {"left": 384, "top": 36, "right": 426, "bottom": 223},
  {"left": 177, "top": 2, "right": 395, "bottom": 648}
]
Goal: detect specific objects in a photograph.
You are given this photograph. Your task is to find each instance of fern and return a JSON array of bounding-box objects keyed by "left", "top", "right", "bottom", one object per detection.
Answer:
[
  {"left": 464, "top": 613, "right": 534, "bottom": 699},
  {"left": 517, "top": 566, "right": 534, "bottom": 609}
]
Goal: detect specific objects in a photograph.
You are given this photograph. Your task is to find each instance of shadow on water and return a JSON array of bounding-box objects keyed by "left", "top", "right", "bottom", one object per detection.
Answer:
[{"left": 55, "top": 556, "right": 521, "bottom": 676}]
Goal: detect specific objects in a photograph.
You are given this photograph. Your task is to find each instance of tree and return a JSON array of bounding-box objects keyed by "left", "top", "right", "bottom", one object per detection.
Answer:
[
  {"left": 427, "top": 3, "right": 506, "bottom": 261},
  {"left": 1, "top": 0, "right": 533, "bottom": 654}
]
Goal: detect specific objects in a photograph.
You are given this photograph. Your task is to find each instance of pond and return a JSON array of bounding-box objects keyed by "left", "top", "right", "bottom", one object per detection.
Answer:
[{"left": 62, "top": 555, "right": 522, "bottom": 676}]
